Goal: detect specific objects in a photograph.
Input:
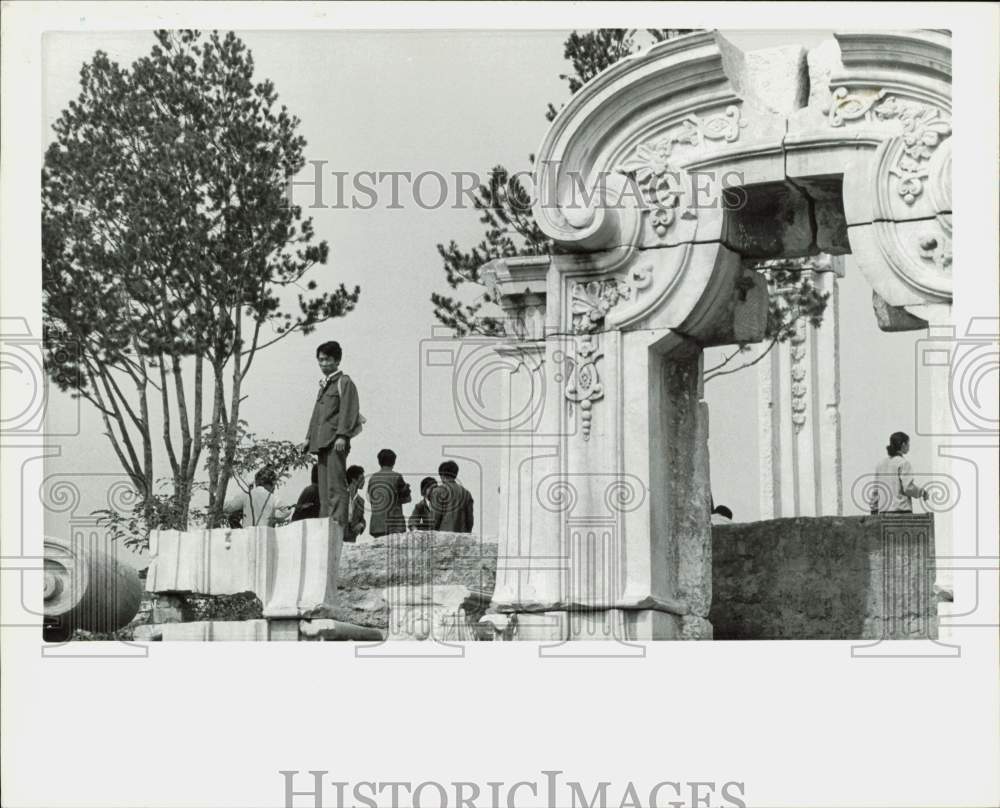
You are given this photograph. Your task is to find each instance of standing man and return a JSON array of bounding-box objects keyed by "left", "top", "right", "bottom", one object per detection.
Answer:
[
  {"left": 430, "top": 460, "right": 475, "bottom": 533},
  {"left": 367, "top": 448, "right": 411, "bottom": 537},
  {"left": 298, "top": 341, "right": 361, "bottom": 528}
]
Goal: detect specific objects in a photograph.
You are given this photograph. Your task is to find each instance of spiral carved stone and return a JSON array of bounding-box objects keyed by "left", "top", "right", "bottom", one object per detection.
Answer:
[
  {"left": 603, "top": 477, "right": 646, "bottom": 514},
  {"left": 41, "top": 479, "right": 82, "bottom": 515},
  {"left": 43, "top": 535, "right": 143, "bottom": 641},
  {"left": 537, "top": 477, "right": 580, "bottom": 515}
]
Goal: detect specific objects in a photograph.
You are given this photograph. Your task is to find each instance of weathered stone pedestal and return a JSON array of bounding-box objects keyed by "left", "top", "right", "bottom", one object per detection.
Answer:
[
  {"left": 711, "top": 514, "right": 938, "bottom": 640},
  {"left": 140, "top": 526, "right": 495, "bottom": 642},
  {"left": 336, "top": 531, "right": 496, "bottom": 640},
  {"left": 142, "top": 517, "right": 382, "bottom": 641}
]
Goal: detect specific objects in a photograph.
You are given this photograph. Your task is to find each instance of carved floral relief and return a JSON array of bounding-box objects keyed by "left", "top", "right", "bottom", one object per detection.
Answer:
[
  {"left": 615, "top": 106, "right": 745, "bottom": 238},
  {"left": 789, "top": 321, "right": 809, "bottom": 431},
  {"left": 564, "top": 280, "right": 624, "bottom": 440},
  {"left": 826, "top": 88, "right": 952, "bottom": 205}
]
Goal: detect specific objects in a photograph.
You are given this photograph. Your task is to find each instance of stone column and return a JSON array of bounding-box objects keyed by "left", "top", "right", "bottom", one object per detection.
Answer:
[
  {"left": 757, "top": 255, "right": 844, "bottom": 518},
  {"left": 483, "top": 240, "right": 767, "bottom": 641}
]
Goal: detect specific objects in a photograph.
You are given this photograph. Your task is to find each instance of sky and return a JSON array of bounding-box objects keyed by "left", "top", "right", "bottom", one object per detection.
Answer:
[{"left": 39, "top": 29, "right": 935, "bottom": 566}]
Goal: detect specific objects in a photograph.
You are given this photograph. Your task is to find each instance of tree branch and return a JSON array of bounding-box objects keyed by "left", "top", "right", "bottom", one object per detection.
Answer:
[{"left": 704, "top": 337, "right": 779, "bottom": 383}]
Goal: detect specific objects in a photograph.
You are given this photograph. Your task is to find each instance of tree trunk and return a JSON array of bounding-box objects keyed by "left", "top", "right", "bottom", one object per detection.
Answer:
[{"left": 205, "top": 359, "right": 226, "bottom": 525}]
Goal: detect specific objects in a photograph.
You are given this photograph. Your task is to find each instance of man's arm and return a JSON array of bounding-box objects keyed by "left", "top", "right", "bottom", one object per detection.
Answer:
[
  {"left": 397, "top": 475, "right": 412, "bottom": 505},
  {"left": 351, "top": 498, "right": 366, "bottom": 536},
  {"left": 431, "top": 488, "right": 444, "bottom": 531},
  {"left": 336, "top": 376, "right": 360, "bottom": 438},
  {"left": 466, "top": 493, "right": 475, "bottom": 531},
  {"left": 898, "top": 460, "right": 924, "bottom": 499},
  {"left": 272, "top": 495, "right": 294, "bottom": 523}
]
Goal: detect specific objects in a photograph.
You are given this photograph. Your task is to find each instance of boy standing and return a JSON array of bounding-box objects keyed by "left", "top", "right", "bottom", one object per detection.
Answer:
[
  {"left": 298, "top": 341, "right": 361, "bottom": 528},
  {"left": 407, "top": 476, "right": 439, "bottom": 531},
  {"left": 430, "top": 460, "right": 474, "bottom": 533},
  {"left": 345, "top": 465, "right": 367, "bottom": 543},
  {"left": 367, "top": 449, "right": 411, "bottom": 537}
]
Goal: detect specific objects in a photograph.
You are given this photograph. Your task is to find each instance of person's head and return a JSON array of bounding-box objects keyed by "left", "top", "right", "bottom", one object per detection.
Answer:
[
  {"left": 316, "top": 341, "right": 342, "bottom": 376},
  {"left": 887, "top": 431, "right": 910, "bottom": 457},
  {"left": 712, "top": 505, "right": 733, "bottom": 520},
  {"left": 254, "top": 467, "right": 277, "bottom": 490},
  {"left": 377, "top": 449, "right": 397, "bottom": 469},
  {"left": 310, "top": 464, "right": 319, "bottom": 485},
  {"left": 420, "top": 476, "right": 438, "bottom": 499},
  {"left": 438, "top": 460, "right": 459, "bottom": 481},
  {"left": 347, "top": 465, "right": 365, "bottom": 488}
]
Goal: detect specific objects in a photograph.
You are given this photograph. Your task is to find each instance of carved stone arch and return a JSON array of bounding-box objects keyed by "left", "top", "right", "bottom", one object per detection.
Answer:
[
  {"left": 529, "top": 29, "right": 951, "bottom": 337},
  {"left": 485, "top": 30, "right": 952, "bottom": 641}
]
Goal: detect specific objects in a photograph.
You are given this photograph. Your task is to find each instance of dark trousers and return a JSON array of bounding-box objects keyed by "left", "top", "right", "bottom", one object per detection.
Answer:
[{"left": 317, "top": 442, "right": 350, "bottom": 526}]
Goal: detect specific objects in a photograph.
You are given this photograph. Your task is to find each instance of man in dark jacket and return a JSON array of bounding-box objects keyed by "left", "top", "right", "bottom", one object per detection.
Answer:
[
  {"left": 298, "top": 341, "right": 361, "bottom": 527},
  {"left": 408, "top": 476, "right": 438, "bottom": 531},
  {"left": 430, "top": 460, "right": 474, "bottom": 533},
  {"left": 367, "top": 448, "right": 411, "bottom": 537},
  {"left": 291, "top": 464, "right": 321, "bottom": 522}
]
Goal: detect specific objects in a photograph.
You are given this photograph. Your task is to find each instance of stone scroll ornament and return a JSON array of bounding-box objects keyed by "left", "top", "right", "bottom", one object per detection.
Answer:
[
  {"left": 826, "top": 88, "right": 952, "bottom": 207},
  {"left": 565, "top": 280, "right": 631, "bottom": 440},
  {"left": 827, "top": 87, "right": 952, "bottom": 292},
  {"left": 616, "top": 107, "right": 744, "bottom": 238}
]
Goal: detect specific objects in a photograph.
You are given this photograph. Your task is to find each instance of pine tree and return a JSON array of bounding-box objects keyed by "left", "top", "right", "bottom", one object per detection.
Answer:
[{"left": 43, "top": 30, "right": 359, "bottom": 538}]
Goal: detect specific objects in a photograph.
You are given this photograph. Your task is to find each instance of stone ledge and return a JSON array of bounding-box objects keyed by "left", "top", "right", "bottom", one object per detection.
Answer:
[{"left": 134, "top": 619, "right": 384, "bottom": 642}]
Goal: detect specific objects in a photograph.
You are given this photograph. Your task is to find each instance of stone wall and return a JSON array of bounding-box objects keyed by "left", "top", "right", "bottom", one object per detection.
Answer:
[
  {"left": 333, "top": 531, "right": 497, "bottom": 638},
  {"left": 710, "top": 515, "right": 937, "bottom": 640},
  {"left": 131, "top": 519, "right": 935, "bottom": 641},
  {"left": 131, "top": 531, "right": 496, "bottom": 641}
]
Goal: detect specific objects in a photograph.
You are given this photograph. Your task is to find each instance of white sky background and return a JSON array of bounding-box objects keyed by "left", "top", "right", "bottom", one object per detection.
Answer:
[{"left": 41, "top": 29, "right": 934, "bottom": 558}]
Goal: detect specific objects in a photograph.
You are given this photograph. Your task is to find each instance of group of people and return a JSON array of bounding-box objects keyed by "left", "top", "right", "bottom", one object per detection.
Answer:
[
  {"left": 225, "top": 340, "right": 930, "bottom": 535},
  {"left": 278, "top": 453, "right": 474, "bottom": 541},
  {"left": 224, "top": 340, "right": 474, "bottom": 542}
]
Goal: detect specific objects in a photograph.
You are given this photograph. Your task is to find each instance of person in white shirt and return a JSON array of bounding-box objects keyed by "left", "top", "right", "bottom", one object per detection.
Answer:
[
  {"left": 223, "top": 467, "right": 294, "bottom": 527},
  {"left": 871, "top": 431, "right": 929, "bottom": 514}
]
